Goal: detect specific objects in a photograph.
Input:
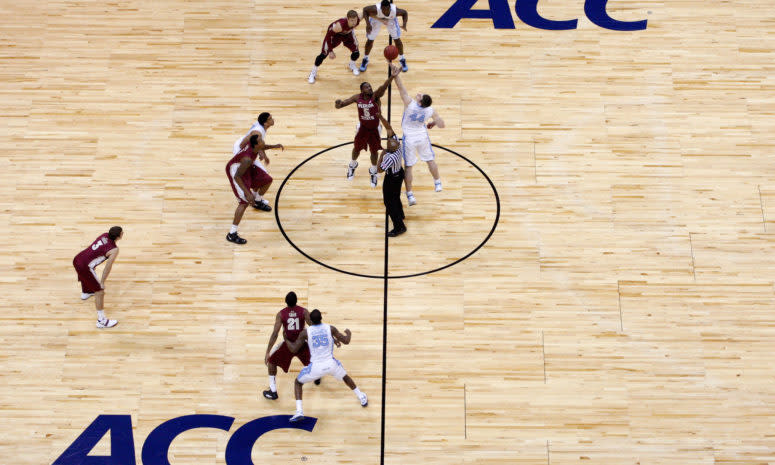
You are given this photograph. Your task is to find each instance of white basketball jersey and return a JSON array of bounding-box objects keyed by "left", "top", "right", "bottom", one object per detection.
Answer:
[
  {"left": 233, "top": 122, "right": 268, "bottom": 170},
  {"left": 401, "top": 100, "right": 434, "bottom": 138},
  {"left": 375, "top": 3, "right": 397, "bottom": 22},
  {"left": 307, "top": 323, "right": 335, "bottom": 364},
  {"left": 235, "top": 122, "right": 266, "bottom": 150}
]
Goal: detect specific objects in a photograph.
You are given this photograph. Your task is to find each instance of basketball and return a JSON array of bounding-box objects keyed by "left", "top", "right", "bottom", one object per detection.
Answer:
[{"left": 383, "top": 45, "right": 399, "bottom": 61}]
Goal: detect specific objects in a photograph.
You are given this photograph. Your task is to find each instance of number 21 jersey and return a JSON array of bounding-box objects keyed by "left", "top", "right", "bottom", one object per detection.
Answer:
[{"left": 280, "top": 306, "right": 306, "bottom": 343}]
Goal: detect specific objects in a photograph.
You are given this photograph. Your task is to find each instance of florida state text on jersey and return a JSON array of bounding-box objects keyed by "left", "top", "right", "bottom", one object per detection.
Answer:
[{"left": 357, "top": 95, "right": 380, "bottom": 129}]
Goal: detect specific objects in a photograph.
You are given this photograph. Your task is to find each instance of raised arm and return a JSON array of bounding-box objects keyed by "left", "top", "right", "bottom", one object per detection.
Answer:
[
  {"left": 100, "top": 248, "right": 119, "bottom": 285},
  {"left": 287, "top": 328, "right": 308, "bottom": 353},
  {"left": 373, "top": 65, "right": 400, "bottom": 101},
  {"left": 330, "top": 325, "right": 352, "bottom": 345},
  {"left": 335, "top": 93, "right": 360, "bottom": 109},
  {"left": 376, "top": 149, "right": 387, "bottom": 174},
  {"left": 393, "top": 74, "right": 411, "bottom": 106},
  {"left": 264, "top": 312, "right": 283, "bottom": 365},
  {"left": 378, "top": 112, "right": 394, "bottom": 137},
  {"left": 397, "top": 8, "right": 408, "bottom": 30}
]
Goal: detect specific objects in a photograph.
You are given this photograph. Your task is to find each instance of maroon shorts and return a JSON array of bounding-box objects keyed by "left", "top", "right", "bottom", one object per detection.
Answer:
[
  {"left": 322, "top": 31, "right": 358, "bottom": 55},
  {"left": 269, "top": 341, "right": 311, "bottom": 373},
  {"left": 226, "top": 165, "right": 272, "bottom": 205},
  {"left": 354, "top": 126, "right": 382, "bottom": 154},
  {"left": 73, "top": 259, "right": 103, "bottom": 294},
  {"left": 250, "top": 165, "right": 272, "bottom": 188}
]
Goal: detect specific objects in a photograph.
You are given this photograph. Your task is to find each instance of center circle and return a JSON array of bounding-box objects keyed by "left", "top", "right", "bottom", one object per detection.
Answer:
[{"left": 274, "top": 141, "right": 500, "bottom": 279}]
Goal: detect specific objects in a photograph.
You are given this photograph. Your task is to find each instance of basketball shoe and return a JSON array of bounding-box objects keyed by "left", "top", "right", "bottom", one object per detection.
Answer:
[
  {"left": 96, "top": 318, "right": 118, "bottom": 329},
  {"left": 347, "top": 161, "right": 358, "bottom": 180}
]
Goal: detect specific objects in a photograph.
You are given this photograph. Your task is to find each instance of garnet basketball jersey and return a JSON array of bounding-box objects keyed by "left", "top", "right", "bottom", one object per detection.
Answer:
[
  {"left": 374, "top": 3, "right": 397, "bottom": 23},
  {"left": 307, "top": 323, "right": 335, "bottom": 364},
  {"left": 74, "top": 233, "right": 117, "bottom": 269},
  {"left": 227, "top": 145, "right": 257, "bottom": 170},
  {"left": 357, "top": 95, "right": 380, "bottom": 129},
  {"left": 280, "top": 306, "right": 306, "bottom": 343},
  {"left": 401, "top": 100, "right": 434, "bottom": 138},
  {"left": 331, "top": 17, "right": 359, "bottom": 35}
]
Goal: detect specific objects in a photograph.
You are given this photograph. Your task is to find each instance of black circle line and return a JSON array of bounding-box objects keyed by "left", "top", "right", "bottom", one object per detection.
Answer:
[{"left": 273, "top": 141, "right": 501, "bottom": 279}]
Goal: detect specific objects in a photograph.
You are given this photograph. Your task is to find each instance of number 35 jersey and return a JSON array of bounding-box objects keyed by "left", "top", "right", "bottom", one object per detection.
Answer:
[
  {"left": 401, "top": 100, "right": 434, "bottom": 139},
  {"left": 308, "top": 323, "right": 336, "bottom": 364}
]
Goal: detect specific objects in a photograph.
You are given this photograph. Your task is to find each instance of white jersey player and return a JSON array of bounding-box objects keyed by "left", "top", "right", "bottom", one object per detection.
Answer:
[
  {"left": 394, "top": 72, "right": 445, "bottom": 206},
  {"left": 360, "top": 0, "right": 409, "bottom": 72},
  {"left": 286, "top": 309, "right": 368, "bottom": 423},
  {"left": 232, "top": 112, "right": 284, "bottom": 211}
]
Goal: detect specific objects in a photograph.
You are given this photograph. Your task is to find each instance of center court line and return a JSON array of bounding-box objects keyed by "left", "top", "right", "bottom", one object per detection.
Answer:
[{"left": 380, "top": 47, "right": 393, "bottom": 465}]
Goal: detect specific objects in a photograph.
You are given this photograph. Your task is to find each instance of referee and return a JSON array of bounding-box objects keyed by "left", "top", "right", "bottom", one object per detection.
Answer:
[{"left": 377, "top": 134, "right": 407, "bottom": 237}]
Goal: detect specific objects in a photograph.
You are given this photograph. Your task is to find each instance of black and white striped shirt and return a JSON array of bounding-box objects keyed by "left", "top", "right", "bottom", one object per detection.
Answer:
[{"left": 380, "top": 142, "right": 404, "bottom": 175}]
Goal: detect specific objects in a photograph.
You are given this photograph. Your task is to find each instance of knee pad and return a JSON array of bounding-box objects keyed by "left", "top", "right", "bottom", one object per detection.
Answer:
[
  {"left": 350, "top": 51, "right": 360, "bottom": 61},
  {"left": 314, "top": 53, "right": 326, "bottom": 67}
]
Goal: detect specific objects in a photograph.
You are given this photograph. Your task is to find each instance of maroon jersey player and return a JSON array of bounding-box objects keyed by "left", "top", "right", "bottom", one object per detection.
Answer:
[
  {"left": 225, "top": 134, "right": 273, "bottom": 245},
  {"left": 72, "top": 226, "right": 123, "bottom": 328},
  {"left": 334, "top": 64, "right": 401, "bottom": 187},
  {"left": 309, "top": 10, "right": 362, "bottom": 84},
  {"left": 263, "top": 292, "right": 323, "bottom": 400}
]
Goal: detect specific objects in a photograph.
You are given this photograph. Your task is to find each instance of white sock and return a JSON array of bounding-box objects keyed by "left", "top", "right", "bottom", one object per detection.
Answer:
[
  {"left": 254, "top": 193, "right": 263, "bottom": 202},
  {"left": 349, "top": 60, "right": 356, "bottom": 67},
  {"left": 295, "top": 400, "right": 303, "bottom": 413},
  {"left": 353, "top": 387, "right": 363, "bottom": 397},
  {"left": 97, "top": 310, "right": 105, "bottom": 321},
  {"left": 369, "top": 166, "right": 377, "bottom": 174},
  {"left": 399, "top": 54, "right": 405, "bottom": 60},
  {"left": 229, "top": 225, "right": 238, "bottom": 234},
  {"left": 364, "top": 54, "right": 369, "bottom": 60},
  {"left": 434, "top": 179, "right": 441, "bottom": 184},
  {"left": 349, "top": 160, "right": 358, "bottom": 168},
  {"left": 312, "top": 65, "right": 318, "bottom": 72},
  {"left": 269, "top": 375, "right": 276, "bottom": 392},
  {"left": 406, "top": 190, "right": 414, "bottom": 197}
]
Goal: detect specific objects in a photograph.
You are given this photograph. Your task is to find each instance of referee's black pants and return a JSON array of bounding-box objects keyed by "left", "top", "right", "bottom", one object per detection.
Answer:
[{"left": 382, "top": 167, "right": 405, "bottom": 231}]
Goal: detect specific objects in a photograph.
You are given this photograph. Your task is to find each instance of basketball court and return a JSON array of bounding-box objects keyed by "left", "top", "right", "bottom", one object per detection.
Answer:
[{"left": 2, "top": 0, "right": 775, "bottom": 463}]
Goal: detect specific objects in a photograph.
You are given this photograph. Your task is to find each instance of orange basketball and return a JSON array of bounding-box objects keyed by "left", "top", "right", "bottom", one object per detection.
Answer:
[{"left": 383, "top": 45, "right": 399, "bottom": 61}]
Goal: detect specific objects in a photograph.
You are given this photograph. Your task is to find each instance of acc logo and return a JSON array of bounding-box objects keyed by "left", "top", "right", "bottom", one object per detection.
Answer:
[
  {"left": 52, "top": 414, "right": 317, "bottom": 465},
  {"left": 433, "top": 0, "right": 647, "bottom": 31}
]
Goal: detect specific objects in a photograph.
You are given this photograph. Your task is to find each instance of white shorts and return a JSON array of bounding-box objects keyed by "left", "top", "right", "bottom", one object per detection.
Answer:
[
  {"left": 402, "top": 135, "right": 435, "bottom": 167},
  {"left": 367, "top": 17, "right": 401, "bottom": 41},
  {"left": 297, "top": 358, "right": 348, "bottom": 384}
]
